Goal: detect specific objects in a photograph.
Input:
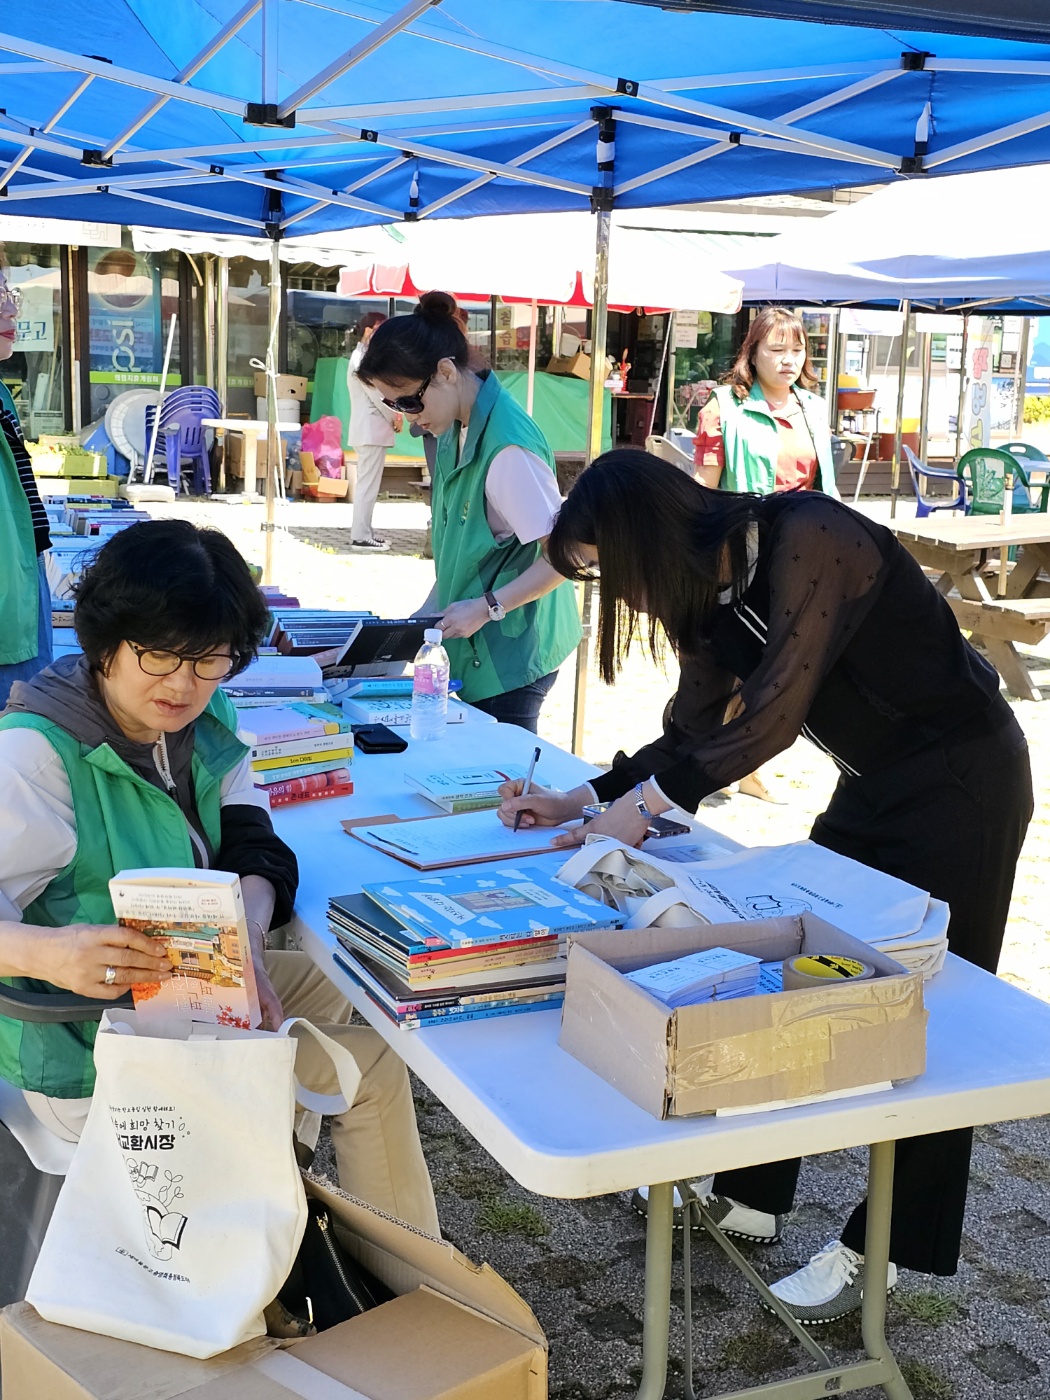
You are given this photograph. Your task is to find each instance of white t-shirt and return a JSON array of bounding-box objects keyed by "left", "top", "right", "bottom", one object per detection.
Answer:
[{"left": 456, "top": 428, "right": 563, "bottom": 544}]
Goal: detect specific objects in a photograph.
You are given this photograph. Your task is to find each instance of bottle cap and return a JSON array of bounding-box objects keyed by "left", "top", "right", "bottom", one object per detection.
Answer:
[{"left": 423, "top": 628, "right": 444, "bottom": 644}]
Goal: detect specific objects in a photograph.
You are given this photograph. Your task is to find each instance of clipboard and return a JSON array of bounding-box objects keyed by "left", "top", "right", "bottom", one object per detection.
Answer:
[{"left": 341, "top": 810, "right": 569, "bottom": 870}]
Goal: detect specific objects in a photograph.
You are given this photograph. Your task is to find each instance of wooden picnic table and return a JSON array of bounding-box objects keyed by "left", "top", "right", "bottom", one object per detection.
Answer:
[{"left": 890, "top": 515, "right": 1050, "bottom": 701}]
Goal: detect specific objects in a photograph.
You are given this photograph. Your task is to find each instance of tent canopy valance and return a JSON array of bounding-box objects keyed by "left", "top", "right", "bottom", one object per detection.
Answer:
[{"left": 7, "top": 2, "right": 1050, "bottom": 237}]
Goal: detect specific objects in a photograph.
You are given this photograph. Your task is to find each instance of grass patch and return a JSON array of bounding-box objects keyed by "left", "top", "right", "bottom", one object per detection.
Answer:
[
  {"left": 894, "top": 1290, "right": 962, "bottom": 1326},
  {"left": 477, "top": 1198, "right": 550, "bottom": 1239},
  {"left": 1000, "top": 1148, "right": 1050, "bottom": 1185},
  {"left": 720, "top": 1327, "right": 797, "bottom": 1378},
  {"left": 900, "top": 1358, "right": 954, "bottom": 1399}
]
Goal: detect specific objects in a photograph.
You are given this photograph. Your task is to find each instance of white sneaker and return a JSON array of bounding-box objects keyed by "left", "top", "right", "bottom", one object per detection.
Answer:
[
  {"left": 699, "top": 1193, "right": 784, "bottom": 1244},
  {"left": 631, "top": 1177, "right": 714, "bottom": 1225},
  {"left": 767, "top": 1240, "right": 897, "bottom": 1325}
]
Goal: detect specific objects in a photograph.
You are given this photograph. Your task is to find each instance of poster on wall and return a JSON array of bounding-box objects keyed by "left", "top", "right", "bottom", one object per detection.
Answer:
[
  {"left": 12, "top": 279, "right": 55, "bottom": 353},
  {"left": 88, "top": 249, "right": 159, "bottom": 386}
]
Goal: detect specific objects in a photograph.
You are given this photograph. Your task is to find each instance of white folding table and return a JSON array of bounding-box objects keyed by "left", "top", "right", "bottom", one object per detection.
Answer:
[{"left": 279, "top": 721, "right": 1050, "bottom": 1400}]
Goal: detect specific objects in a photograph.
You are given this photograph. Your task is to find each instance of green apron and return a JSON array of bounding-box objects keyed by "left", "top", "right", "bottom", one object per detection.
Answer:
[
  {"left": 712, "top": 383, "right": 839, "bottom": 498},
  {"left": 0, "top": 382, "right": 41, "bottom": 665}
]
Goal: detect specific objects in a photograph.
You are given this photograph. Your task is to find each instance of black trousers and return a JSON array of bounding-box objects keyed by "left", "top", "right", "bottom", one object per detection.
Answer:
[{"left": 713, "top": 698, "right": 1033, "bottom": 1275}]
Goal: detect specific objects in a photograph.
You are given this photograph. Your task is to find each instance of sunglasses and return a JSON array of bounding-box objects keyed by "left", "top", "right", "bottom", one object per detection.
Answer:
[
  {"left": 380, "top": 373, "right": 432, "bottom": 415},
  {"left": 0, "top": 283, "right": 22, "bottom": 315},
  {"left": 128, "top": 641, "right": 236, "bottom": 682}
]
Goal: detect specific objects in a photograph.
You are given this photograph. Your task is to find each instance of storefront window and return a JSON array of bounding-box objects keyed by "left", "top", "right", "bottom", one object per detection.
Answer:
[
  {"left": 1, "top": 243, "right": 65, "bottom": 437},
  {"left": 225, "top": 256, "right": 269, "bottom": 417},
  {"left": 286, "top": 266, "right": 362, "bottom": 380},
  {"left": 492, "top": 300, "right": 553, "bottom": 372},
  {"left": 671, "top": 311, "right": 745, "bottom": 433},
  {"left": 87, "top": 246, "right": 181, "bottom": 421}
]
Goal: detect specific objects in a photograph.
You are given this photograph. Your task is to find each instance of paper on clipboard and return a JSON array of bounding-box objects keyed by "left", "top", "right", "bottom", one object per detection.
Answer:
[{"left": 344, "top": 807, "right": 570, "bottom": 870}]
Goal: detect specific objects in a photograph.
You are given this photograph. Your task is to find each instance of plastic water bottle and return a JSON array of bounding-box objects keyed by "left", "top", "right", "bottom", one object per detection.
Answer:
[{"left": 410, "top": 628, "right": 450, "bottom": 741}]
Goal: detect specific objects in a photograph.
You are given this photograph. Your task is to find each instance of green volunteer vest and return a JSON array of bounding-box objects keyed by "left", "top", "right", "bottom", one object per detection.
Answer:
[
  {"left": 0, "top": 382, "right": 41, "bottom": 666},
  {"left": 713, "top": 383, "right": 839, "bottom": 499},
  {"left": 0, "top": 690, "right": 247, "bottom": 1097},
  {"left": 431, "top": 373, "right": 582, "bottom": 704}
]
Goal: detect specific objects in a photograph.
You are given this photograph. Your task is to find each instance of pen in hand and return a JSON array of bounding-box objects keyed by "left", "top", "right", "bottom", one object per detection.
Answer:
[{"left": 513, "top": 746, "right": 542, "bottom": 833}]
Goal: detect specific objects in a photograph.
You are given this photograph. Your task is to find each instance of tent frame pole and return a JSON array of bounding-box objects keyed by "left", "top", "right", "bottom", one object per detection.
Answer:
[
  {"left": 889, "top": 299, "right": 911, "bottom": 520},
  {"left": 955, "top": 315, "right": 970, "bottom": 459},
  {"left": 918, "top": 326, "right": 933, "bottom": 462},
  {"left": 1015, "top": 317, "right": 1032, "bottom": 437},
  {"left": 215, "top": 255, "right": 230, "bottom": 489},
  {"left": 571, "top": 205, "right": 611, "bottom": 757},
  {"left": 264, "top": 239, "right": 281, "bottom": 584},
  {"left": 526, "top": 297, "right": 538, "bottom": 417}
]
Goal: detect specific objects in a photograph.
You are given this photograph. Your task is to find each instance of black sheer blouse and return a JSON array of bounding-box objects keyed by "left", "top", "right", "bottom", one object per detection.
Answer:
[{"left": 590, "top": 493, "right": 1000, "bottom": 813}]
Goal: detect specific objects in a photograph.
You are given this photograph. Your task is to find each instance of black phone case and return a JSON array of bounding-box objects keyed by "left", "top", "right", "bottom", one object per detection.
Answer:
[{"left": 353, "top": 724, "right": 409, "bottom": 754}]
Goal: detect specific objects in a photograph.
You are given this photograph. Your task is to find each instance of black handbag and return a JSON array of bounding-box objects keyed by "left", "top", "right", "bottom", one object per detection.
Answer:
[{"left": 276, "top": 1197, "right": 393, "bottom": 1333}]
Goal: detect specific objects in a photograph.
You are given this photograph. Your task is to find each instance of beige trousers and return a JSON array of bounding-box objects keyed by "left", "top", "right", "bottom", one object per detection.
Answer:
[{"left": 25, "top": 950, "right": 439, "bottom": 1237}]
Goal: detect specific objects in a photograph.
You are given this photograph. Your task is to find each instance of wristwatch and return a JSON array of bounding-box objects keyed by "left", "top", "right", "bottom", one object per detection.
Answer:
[
  {"left": 633, "top": 783, "right": 655, "bottom": 821},
  {"left": 483, "top": 590, "right": 506, "bottom": 622}
]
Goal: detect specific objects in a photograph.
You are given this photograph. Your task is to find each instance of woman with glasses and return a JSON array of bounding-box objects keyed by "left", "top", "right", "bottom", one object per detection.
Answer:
[
  {"left": 0, "top": 255, "right": 54, "bottom": 706},
  {"left": 0, "top": 519, "right": 439, "bottom": 1234},
  {"left": 357, "top": 291, "right": 581, "bottom": 732}
]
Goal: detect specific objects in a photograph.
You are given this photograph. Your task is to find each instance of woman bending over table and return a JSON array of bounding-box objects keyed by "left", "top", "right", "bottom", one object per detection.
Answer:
[
  {"left": 357, "top": 291, "right": 581, "bottom": 733},
  {"left": 499, "top": 448, "right": 1032, "bottom": 1324},
  {"left": 0, "top": 519, "right": 438, "bottom": 1235}
]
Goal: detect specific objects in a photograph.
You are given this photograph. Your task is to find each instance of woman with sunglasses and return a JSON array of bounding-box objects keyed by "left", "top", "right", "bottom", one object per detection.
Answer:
[
  {"left": 0, "top": 252, "right": 54, "bottom": 706},
  {"left": 0, "top": 519, "right": 439, "bottom": 1233},
  {"left": 357, "top": 291, "right": 581, "bottom": 732}
]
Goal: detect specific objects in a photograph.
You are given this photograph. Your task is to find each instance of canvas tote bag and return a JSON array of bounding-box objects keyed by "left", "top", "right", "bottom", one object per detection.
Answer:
[{"left": 27, "top": 1009, "right": 363, "bottom": 1359}]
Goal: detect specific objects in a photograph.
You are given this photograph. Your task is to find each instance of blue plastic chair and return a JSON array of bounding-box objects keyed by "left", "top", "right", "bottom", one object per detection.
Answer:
[
  {"left": 145, "top": 387, "right": 220, "bottom": 493},
  {"left": 903, "top": 445, "right": 966, "bottom": 518}
]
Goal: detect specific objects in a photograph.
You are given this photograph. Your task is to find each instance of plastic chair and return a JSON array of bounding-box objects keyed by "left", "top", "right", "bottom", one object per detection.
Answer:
[
  {"left": 645, "top": 433, "right": 695, "bottom": 473},
  {"left": 145, "top": 386, "right": 220, "bottom": 494},
  {"left": 1001, "top": 442, "right": 1050, "bottom": 511},
  {"left": 0, "top": 981, "right": 130, "bottom": 1305},
  {"left": 903, "top": 444, "right": 966, "bottom": 518},
  {"left": 956, "top": 447, "right": 1044, "bottom": 515}
]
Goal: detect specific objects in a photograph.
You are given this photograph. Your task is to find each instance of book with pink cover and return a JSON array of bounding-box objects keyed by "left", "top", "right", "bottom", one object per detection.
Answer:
[{"left": 109, "top": 868, "right": 261, "bottom": 1029}]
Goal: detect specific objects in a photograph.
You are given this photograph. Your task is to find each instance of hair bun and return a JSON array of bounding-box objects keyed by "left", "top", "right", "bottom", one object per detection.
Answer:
[{"left": 415, "top": 290, "right": 459, "bottom": 323}]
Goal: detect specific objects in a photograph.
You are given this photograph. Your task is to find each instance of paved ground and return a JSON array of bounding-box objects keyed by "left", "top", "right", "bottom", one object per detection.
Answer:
[{"left": 154, "top": 492, "right": 1050, "bottom": 1399}]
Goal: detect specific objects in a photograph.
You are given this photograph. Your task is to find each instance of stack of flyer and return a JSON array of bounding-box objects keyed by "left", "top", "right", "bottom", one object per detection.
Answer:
[
  {"left": 238, "top": 702, "right": 354, "bottom": 807},
  {"left": 404, "top": 764, "right": 527, "bottom": 814},
  {"left": 626, "top": 946, "right": 762, "bottom": 1009},
  {"left": 328, "top": 866, "right": 621, "bottom": 1029}
]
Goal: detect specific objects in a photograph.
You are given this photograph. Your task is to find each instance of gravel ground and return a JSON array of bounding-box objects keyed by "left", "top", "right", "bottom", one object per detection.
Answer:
[{"left": 153, "top": 492, "right": 1050, "bottom": 1399}]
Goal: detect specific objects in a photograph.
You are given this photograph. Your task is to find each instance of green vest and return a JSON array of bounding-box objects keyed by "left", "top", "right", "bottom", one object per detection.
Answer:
[
  {"left": 0, "top": 691, "right": 247, "bottom": 1098},
  {"left": 712, "top": 383, "right": 839, "bottom": 499},
  {"left": 430, "top": 373, "right": 582, "bottom": 703},
  {"left": 0, "top": 382, "right": 41, "bottom": 666}
]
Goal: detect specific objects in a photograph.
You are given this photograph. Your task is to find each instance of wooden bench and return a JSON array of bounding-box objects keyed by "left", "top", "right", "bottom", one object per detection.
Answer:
[{"left": 949, "top": 596, "right": 1050, "bottom": 645}]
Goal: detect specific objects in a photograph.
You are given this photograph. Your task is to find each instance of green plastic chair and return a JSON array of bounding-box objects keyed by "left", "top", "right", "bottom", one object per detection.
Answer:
[
  {"left": 956, "top": 448, "right": 1045, "bottom": 515},
  {"left": 1001, "top": 442, "right": 1050, "bottom": 511}
]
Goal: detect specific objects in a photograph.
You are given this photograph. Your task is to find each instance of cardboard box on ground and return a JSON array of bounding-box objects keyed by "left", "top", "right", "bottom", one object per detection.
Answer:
[
  {"left": 0, "top": 1175, "right": 547, "bottom": 1400},
  {"left": 559, "top": 914, "right": 928, "bottom": 1118}
]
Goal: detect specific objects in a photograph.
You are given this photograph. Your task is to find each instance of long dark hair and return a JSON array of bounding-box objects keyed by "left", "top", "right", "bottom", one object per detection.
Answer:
[
  {"left": 547, "top": 450, "right": 760, "bottom": 683},
  {"left": 357, "top": 290, "right": 471, "bottom": 386},
  {"left": 724, "top": 306, "right": 818, "bottom": 401}
]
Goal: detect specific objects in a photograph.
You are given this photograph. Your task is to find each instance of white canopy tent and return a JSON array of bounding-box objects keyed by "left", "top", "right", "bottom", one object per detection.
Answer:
[{"left": 722, "top": 165, "right": 1050, "bottom": 312}]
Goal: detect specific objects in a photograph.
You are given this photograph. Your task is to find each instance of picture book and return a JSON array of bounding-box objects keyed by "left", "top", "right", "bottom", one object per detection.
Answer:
[
  {"left": 363, "top": 865, "right": 621, "bottom": 946},
  {"left": 109, "top": 868, "right": 261, "bottom": 1029}
]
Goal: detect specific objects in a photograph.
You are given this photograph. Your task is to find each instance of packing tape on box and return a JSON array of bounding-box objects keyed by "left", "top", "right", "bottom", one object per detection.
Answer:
[
  {"left": 255, "top": 1350, "right": 371, "bottom": 1399},
  {"left": 782, "top": 954, "right": 875, "bottom": 991}
]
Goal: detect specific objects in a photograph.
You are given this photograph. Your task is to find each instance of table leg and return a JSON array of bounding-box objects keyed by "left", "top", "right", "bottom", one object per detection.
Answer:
[
  {"left": 243, "top": 431, "right": 259, "bottom": 495},
  {"left": 862, "top": 1141, "right": 912, "bottom": 1400},
  {"left": 954, "top": 571, "right": 1042, "bottom": 702},
  {"left": 635, "top": 1182, "right": 673, "bottom": 1400}
]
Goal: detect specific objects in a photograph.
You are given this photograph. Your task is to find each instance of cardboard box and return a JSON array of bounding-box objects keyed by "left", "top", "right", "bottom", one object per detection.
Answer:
[
  {"left": 559, "top": 915, "right": 927, "bottom": 1118},
  {"left": 253, "top": 372, "right": 307, "bottom": 401},
  {"left": 225, "top": 435, "right": 269, "bottom": 480},
  {"left": 543, "top": 352, "right": 590, "bottom": 380},
  {"left": 302, "top": 476, "right": 349, "bottom": 501},
  {"left": 0, "top": 1176, "right": 547, "bottom": 1399}
]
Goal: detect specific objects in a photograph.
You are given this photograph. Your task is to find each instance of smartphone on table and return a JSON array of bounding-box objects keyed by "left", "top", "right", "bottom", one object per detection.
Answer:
[
  {"left": 581, "top": 802, "right": 691, "bottom": 839},
  {"left": 352, "top": 724, "right": 409, "bottom": 755}
]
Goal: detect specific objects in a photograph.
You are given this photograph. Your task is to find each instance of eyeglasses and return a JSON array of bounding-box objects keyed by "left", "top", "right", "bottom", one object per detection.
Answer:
[
  {"left": 128, "top": 642, "right": 236, "bottom": 682},
  {"left": 380, "top": 374, "right": 432, "bottom": 415},
  {"left": 0, "top": 283, "right": 22, "bottom": 315}
]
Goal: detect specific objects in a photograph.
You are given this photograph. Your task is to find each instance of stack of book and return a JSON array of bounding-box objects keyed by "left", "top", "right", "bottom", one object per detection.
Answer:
[
  {"left": 222, "top": 656, "right": 327, "bottom": 709},
  {"left": 405, "top": 764, "right": 527, "bottom": 814},
  {"left": 328, "top": 866, "right": 621, "bottom": 1030},
  {"left": 342, "top": 693, "right": 467, "bottom": 727},
  {"left": 238, "top": 701, "right": 354, "bottom": 807},
  {"left": 265, "top": 608, "right": 375, "bottom": 654},
  {"left": 626, "top": 947, "right": 762, "bottom": 1008}
]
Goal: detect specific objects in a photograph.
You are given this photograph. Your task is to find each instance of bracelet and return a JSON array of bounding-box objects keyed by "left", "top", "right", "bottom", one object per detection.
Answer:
[{"left": 633, "top": 783, "right": 655, "bottom": 822}]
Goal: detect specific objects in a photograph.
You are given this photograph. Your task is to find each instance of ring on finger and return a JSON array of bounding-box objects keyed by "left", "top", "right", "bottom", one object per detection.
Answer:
[{"left": 104, "top": 965, "right": 117, "bottom": 986}]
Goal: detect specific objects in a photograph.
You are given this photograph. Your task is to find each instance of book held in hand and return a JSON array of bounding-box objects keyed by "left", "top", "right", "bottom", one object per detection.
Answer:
[{"left": 109, "top": 869, "right": 261, "bottom": 1028}]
